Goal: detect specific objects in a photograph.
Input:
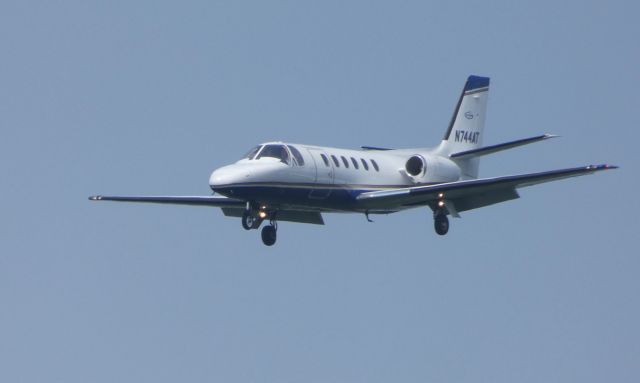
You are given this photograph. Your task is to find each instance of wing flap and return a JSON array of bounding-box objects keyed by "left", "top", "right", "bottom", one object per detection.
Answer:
[
  {"left": 221, "top": 208, "right": 325, "bottom": 225},
  {"left": 451, "top": 187, "right": 520, "bottom": 212}
]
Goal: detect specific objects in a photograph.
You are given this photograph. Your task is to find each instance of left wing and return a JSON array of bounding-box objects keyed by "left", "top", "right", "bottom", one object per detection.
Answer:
[
  {"left": 357, "top": 164, "right": 617, "bottom": 213},
  {"left": 88, "top": 195, "right": 246, "bottom": 208}
]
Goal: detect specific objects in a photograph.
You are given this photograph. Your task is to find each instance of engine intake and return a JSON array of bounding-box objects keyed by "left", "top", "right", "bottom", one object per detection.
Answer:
[
  {"left": 404, "top": 154, "right": 461, "bottom": 183},
  {"left": 405, "top": 155, "right": 426, "bottom": 177}
]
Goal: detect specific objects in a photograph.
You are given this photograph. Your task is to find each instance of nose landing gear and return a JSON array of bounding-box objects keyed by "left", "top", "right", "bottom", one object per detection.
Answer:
[{"left": 241, "top": 203, "right": 279, "bottom": 246}]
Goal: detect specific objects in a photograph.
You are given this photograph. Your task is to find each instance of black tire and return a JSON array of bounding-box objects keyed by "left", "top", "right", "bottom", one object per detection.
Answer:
[
  {"left": 261, "top": 225, "right": 277, "bottom": 246},
  {"left": 242, "top": 211, "right": 256, "bottom": 230},
  {"left": 434, "top": 214, "right": 449, "bottom": 236}
]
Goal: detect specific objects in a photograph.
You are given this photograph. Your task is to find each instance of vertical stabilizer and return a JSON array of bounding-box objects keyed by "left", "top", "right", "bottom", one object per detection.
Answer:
[{"left": 437, "top": 75, "right": 490, "bottom": 179}]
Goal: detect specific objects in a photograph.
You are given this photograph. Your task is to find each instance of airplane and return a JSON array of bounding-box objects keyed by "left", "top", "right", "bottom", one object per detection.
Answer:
[{"left": 89, "top": 75, "right": 617, "bottom": 246}]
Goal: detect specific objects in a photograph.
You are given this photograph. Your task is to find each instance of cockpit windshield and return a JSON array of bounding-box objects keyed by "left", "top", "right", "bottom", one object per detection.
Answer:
[
  {"left": 256, "top": 144, "right": 290, "bottom": 164},
  {"left": 243, "top": 145, "right": 262, "bottom": 160}
]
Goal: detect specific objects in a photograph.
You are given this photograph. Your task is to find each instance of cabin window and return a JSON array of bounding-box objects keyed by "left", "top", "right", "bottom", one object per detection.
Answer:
[
  {"left": 256, "top": 144, "right": 290, "bottom": 164},
  {"left": 361, "top": 158, "right": 369, "bottom": 170},
  {"left": 320, "top": 154, "right": 330, "bottom": 167},
  {"left": 351, "top": 157, "right": 359, "bottom": 169},
  {"left": 331, "top": 155, "right": 340, "bottom": 167},
  {"left": 288, "top": 145, "right": 305, "bottom": 166},
  {"left": 371, "top": 159, "right": 379, "bottom": 171},
  {"left": 341, "top": 156, "right": 349, "bottom": 168},
  {"left": 243, "top": 145, "right": 261, "bottom": 160}
]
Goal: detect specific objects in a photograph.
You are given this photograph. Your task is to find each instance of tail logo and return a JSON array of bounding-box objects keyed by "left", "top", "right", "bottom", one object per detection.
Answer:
[{"left": 464, "top": 111, "right": 474, "bottom": 119}]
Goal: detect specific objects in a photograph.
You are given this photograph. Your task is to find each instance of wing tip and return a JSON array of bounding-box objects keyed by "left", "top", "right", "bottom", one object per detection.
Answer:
[
  {"left": 88, "top": 195, "right": 103, "bottom": 201},
  {"left": 586, "top": 164, "right": 619, "bottom": 171}
]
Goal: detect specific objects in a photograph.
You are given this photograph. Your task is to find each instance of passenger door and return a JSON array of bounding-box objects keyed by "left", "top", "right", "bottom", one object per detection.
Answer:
[{"left": 307, "top": 148, "right": 334, "bottom": 199}]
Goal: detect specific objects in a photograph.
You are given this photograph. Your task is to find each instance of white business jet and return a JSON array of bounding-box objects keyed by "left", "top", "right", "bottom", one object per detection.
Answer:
[{"left": 90, "top": 76, "right": 617, "bottom": 246}]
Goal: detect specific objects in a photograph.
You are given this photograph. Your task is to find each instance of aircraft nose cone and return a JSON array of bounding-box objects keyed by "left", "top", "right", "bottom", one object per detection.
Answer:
[{"left": 209, "top": 165, "right": 249, "bottom": 190}]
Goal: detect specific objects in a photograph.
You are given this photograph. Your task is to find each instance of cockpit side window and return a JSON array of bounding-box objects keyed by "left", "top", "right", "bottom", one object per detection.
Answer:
[
  {"left": 256, "top": 144, "right": 290, "bottom": 164},
  {"left": 244, "top": 145, "right": 262, "bottom": 160},
  {"left": 287, "top": 145, "right": 305, "bottom": 166}
]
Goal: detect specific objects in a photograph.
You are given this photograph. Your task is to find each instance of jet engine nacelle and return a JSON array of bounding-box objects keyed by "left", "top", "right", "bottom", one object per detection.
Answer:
[{"left": 404, "top": 154, "right": 461, "bottom": 183}]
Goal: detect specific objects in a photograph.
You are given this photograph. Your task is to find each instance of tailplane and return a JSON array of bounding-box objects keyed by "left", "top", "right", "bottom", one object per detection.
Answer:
[{"left": 437, "top": 75, "right": 490, "bottom": 179}]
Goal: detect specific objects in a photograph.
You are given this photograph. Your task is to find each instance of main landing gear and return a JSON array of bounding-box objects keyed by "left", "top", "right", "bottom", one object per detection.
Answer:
[
  {"left": 432, "top": 193, "right": 451, "bottom": 236},
  {"left": 434, "top": 212, "right": 449, "bottom": 235},
  {"left": 241, "top": 210, "right": 263, "bottom": 230},
  {"left": 242, "top": 204, "right": 278, "bottom": 246}
]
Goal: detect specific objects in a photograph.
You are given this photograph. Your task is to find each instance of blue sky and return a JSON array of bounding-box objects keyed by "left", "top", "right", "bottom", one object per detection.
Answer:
[{"left": 1, "top": 1, "right": 638, "bottom": 382}]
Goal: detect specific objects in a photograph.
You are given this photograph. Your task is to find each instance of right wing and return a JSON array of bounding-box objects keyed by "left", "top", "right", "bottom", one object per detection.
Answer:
[
  {"left": 88, "top": 195, "right": 246, "bottom": 208},
  {"left": 357, "top": 164, "right": 617, "bottom": 213},
  {"left": 88, "top": 195, "right": 325, "bottom": 225}
]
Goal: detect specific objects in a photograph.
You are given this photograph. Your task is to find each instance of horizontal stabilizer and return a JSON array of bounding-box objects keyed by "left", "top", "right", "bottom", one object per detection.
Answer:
[
  {"left": 361, "top": 146, "right": 394, "bottom": 151},
  {"left": 450, "top": 134, "right": 557, "bottom": 159}
]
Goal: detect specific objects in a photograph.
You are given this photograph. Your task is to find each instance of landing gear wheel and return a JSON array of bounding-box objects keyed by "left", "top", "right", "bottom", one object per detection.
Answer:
[
  {"left": 261, "top": 225, "right": 277, "bottom": 246},
  {"left": 434, "top": 214, "right": 449, "bottom": 236},
  {"left": 241, "top": 211, "right": 262, "bottom": 230}
]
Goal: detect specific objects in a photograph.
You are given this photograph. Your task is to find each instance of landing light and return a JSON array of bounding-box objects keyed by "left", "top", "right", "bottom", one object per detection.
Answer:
[
  {"left": 259, "top": 211, "right": 268, "bottom": 219},
  {"left": 438, "top": 201, "right": 445, "bottom": 208},
  {"left": 438, "top": 193, "right": 444, "bottom": 199}
]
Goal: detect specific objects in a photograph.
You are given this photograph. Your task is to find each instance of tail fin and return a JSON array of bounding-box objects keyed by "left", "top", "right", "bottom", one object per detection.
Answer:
[{"left": 437, "top": 75, "right": 490, "bottom": 179}]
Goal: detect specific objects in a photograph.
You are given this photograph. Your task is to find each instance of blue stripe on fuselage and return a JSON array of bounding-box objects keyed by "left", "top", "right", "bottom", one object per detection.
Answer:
[{"left": 211, "top": 183, "right": 381, "bottom": 211}]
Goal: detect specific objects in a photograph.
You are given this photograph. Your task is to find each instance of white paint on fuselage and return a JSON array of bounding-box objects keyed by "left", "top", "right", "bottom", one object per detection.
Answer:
[{"left": 209, "top": 141, "right": 462, "bottom": 191}]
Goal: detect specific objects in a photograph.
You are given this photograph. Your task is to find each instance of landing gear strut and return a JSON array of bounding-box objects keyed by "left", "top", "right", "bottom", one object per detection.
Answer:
[{"left": 434, "top": 212, "right": 449, "bottom": 235}]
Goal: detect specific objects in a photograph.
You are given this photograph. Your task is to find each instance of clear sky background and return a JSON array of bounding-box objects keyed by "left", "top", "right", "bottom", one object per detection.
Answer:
[{"left": 1, "top": 1, "right": 638, "bottom": 382}]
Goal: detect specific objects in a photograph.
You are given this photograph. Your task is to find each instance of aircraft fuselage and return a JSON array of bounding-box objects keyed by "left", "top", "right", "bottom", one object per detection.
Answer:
[{"left": 208, "top": 142, "right": 460, "bottom": 213}]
